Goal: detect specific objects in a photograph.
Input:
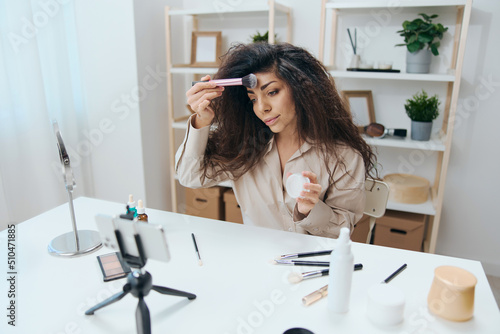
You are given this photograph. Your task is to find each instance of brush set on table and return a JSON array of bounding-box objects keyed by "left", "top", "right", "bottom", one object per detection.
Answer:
[{"left": 271, "top": 249, "right": 363, "bottom": 306}]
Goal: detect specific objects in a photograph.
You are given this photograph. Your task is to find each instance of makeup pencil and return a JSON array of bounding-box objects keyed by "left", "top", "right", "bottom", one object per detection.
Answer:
[
  {"left": 382, "top": 264, "right": 407, "bottom": 283},
  {"left": 191, "top": 233, "right": 203, "bottom": 266}
]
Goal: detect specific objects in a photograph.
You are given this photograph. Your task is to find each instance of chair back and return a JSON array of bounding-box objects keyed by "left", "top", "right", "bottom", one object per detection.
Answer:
[
  {"left": 364, "top": 178, "right": 390, "bottom": 218},
  {"left": 363, "top": 178, "right": 390, "bottom": 243}
]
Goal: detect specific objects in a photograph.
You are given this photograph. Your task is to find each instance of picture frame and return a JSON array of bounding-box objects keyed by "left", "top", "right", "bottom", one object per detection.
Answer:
[
  {"left": 190, "top": 31, "right": 222, "bottom": 67},
  {"left": 341, "top": 90, "right": 375, "bottom": 132}
]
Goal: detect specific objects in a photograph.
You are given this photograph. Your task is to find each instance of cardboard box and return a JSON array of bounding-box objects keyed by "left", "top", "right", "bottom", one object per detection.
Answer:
[
  {"left": 351, "top": 214, "right": 370, "bottom": 243},
  {"left": 185, "top": 187, "right": 224, "bottom": 220},
  {"left": 373, "top": 210, "right": 426, "bottom": 251},
  {"left": 223, "top": 189, "right": 244, "bottom": 224}
]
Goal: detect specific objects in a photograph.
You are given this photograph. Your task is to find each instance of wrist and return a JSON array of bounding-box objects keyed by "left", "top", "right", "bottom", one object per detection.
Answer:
[{"left": 192, "top": 114, "right": 211, "bottom": 129}]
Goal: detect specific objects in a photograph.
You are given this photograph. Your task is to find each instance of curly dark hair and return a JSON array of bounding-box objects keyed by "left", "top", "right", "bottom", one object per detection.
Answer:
[{"left": 202, "top": 42, "right": 378, "bottom": 185}]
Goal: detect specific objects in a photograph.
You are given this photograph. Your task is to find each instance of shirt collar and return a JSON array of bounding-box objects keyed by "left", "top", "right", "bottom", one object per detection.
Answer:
[{"left": 264, "top": 136, "right": 314, "bottom": 158}]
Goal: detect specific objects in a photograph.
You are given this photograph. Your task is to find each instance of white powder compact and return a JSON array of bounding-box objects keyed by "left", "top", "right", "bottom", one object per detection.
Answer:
[
  {"left": 286, "top": 173, "right": 310, "bottom": 199},
  {"left": 366, "top": 284, "right": 405, "bottom": 326}
]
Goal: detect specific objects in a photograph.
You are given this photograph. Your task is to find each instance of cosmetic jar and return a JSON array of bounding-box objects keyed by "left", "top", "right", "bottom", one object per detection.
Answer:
[
  {"left": 427, "top": 265, "right": 477, "bottom": 321},
  {"left": 286, "top": 173, "right": 310, "bottom": 198},
  {"left": 366, "top": 284, "right": 405, "bottom": 326}
]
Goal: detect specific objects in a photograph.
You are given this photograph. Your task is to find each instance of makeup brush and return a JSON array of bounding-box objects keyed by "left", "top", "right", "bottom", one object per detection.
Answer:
[
  {"left": 271, "top": 259, "right": 330, "bottom": 267},
  {"left": 191, "top": 73, "right": 257, "bottom": 88},
  {"left": 364, "top": 122, "right": 407, "bottom": 139},
  {"left": 288, "top": 264, "right": 363, "bottom": 284},
  {"left": 277, "top": 250, "right": 333, "bottom": 260}
]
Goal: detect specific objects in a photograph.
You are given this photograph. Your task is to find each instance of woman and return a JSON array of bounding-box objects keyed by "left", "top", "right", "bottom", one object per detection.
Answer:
[{"left": 175, "top": 42, "right": 377, "bottom": 238}]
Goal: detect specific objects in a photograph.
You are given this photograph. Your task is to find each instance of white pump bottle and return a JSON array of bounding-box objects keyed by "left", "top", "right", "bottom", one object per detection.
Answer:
[{"left": 327, "top": 227, "right": 354, "bottom": 313}]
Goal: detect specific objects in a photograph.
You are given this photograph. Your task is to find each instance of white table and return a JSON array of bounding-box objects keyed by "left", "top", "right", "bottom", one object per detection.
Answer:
[{"left": 1, "top": 197, "right": 499, "bottom": 334}]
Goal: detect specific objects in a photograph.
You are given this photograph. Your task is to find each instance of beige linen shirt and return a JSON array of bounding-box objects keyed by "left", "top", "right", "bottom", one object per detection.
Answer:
[{"left": 175, "top": 116, "right": 366, "bottom": 238}]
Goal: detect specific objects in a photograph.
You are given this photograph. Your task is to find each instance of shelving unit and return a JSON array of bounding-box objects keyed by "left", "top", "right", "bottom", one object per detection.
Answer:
[
  {"left": 319, "top": 0, "right": 472, "bottom": 253},
  {"left": 165, "top": 1, "right": 292, "bottom": 214}
]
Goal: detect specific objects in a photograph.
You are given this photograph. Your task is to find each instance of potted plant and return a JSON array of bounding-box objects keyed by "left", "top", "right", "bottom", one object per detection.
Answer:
[
  {"left": 396, "top": 14, "right": 448, "bottom": 74},
  {"left": 405, "top": 90, "right": 440, "bottom": 141},
  {"left": 249, "top": 30, "right": 277, "bottom": 43}
]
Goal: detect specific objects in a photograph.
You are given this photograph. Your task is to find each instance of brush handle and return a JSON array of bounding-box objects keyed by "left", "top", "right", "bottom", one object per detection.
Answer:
[
  {"left": 301, "top": 263, "right": 363, "bottom": 279},
  {"left": 302, "top": 269, "right": 330, "bottom": 280},
  {"left": 303, "top": 285, "right": 328, "bottom": 306},
  {"left": 191, "top": 78, "right": 243, "bottom": 87},
  {"left": 280, "top": 250, "right": 333, "bottom": 259},
  {"left": 292, "top": 261, "right": 330, "bottom": 267},
  {"left": 388, "top": 129, "right": 407, "bottom": 137}
]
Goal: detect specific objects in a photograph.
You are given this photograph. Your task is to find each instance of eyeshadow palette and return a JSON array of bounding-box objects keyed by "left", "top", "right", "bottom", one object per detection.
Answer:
[{"left": 97, "top": 252, "right": 131, "bottom": 282}]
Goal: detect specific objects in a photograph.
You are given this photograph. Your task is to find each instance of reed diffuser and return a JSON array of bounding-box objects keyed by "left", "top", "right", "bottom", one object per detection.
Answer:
[{"left": 347, "top": 28, "right": 360, "bottom": 68}]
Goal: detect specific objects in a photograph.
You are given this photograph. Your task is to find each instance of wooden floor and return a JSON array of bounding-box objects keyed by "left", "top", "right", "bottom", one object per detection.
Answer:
[{"left": 486, "top": 275, "right": 500, "bottom": 309}]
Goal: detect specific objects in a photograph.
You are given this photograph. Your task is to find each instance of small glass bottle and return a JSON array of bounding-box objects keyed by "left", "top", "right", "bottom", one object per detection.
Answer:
[
  {"left": 127, "top": 194, "right": 137, "bottom": 217},
  {"left": 136, "top": 199, "right": 148, "bottom": 222}
]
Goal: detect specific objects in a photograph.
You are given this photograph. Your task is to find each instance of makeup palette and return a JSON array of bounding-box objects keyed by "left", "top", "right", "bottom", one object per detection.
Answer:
[{"left": 97, "top": 252, "right": 131, "bottom": 282}]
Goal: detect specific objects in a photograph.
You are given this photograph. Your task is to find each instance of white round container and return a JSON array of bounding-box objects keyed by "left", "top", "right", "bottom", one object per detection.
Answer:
[
  {"left": 286, "top": 173, "right": 310, "bottom": 199},
  {"left": 366, "top": 284, "right": 405, "bottom": 326}
]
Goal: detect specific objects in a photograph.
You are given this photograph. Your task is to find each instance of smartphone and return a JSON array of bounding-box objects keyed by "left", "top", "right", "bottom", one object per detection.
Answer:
[
  {"left": 96, "top": 252, "right": 131, "bottom": 282},
  {"left": 95, "top": 214, "right": 171, "bottom": 263}
]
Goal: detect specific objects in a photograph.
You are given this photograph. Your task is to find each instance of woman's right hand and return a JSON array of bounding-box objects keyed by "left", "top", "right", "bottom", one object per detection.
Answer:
[{"left": 186, "top": 75, "right": 224, "bottom": 129}]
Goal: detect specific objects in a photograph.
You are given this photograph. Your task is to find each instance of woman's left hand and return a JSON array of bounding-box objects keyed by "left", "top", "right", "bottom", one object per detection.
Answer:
[{"left": 288, "top": 171, "right": 322, "bottom": 216}]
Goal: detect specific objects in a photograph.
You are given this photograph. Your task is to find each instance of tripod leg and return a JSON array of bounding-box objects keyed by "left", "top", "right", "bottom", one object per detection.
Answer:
[
  {"left": 85, "top": 284, "right": 131, "bottom": 315},
  {"left": 152, "top": 285, "right": 197, "bottom": 300},
  {"left": 136, "top": 296, "right": 151, "bottom": 334}
]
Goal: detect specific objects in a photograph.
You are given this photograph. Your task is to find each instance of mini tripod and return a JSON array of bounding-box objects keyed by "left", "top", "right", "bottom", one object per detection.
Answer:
[{"left": 85, "top": 224, "right": 196, "bottom": 334}]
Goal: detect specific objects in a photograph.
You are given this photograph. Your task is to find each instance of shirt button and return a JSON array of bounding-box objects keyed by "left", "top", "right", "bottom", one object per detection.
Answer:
[{"left": 314, "top": 228, "right": 319, "bottom": 232}]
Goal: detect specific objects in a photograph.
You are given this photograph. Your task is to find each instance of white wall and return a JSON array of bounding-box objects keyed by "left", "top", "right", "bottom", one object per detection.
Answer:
[
  {"left": 73, "top": 0, "right": 146, "bottom": 205},
  {"left": 132, "top": 0, "right": 182, "bottom": 212},
  {"left": 435, "top": 0, "right": 500, "bottom": 275}
]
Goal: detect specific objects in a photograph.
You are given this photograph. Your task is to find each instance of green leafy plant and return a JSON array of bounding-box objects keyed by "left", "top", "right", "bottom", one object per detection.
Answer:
[
  {"left": 249, "top": 30, "right": 277, "bottom": 43},
  {"left": 396, "top": 13, "right": 448, "bottom": 55},
  {"left": 405, "top": 90, "right": 440, "bottom": 122}
]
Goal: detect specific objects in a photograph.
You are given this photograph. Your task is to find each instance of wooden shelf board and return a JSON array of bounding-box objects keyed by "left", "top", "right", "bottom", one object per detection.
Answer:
[
  {"left": 326, "top": 1, "right": 466, "bottom": 9},
  {"left": 329, "top": 70, "right": 455, "bottom": 82},
  {"left": 364, "top": 135, "right": 446, "bottom": 152}
]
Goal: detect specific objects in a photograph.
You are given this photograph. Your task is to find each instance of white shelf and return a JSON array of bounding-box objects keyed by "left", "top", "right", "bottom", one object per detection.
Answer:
[
  {"left": 172, "top": 124, "right": 446, "bottom": 152},
  {"left": 363, "top": 135, "right": 446, "bottom": 152},
  {"left": 329, "top": 70, "right": 455, "bottom": 82},
  {"left": 326, "top": 0, "right": 466, "bottom": 9},
  {"left": 386, "top": 189, "right": 436, "bottom": 216},
  {"left": 170, "top": 67, "right": 218, "bottom": 74},
  {"left": 169, "top": 3, "right": 290, "bottom": 16}
]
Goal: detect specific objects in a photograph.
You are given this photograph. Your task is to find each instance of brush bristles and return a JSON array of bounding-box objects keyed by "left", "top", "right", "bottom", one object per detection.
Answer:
[
  {"left": 288, "top": 272, "right": 303, "bottom": 284},
  {"left": 242, "top": 73, "right": 257, "bottom": 88}
]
